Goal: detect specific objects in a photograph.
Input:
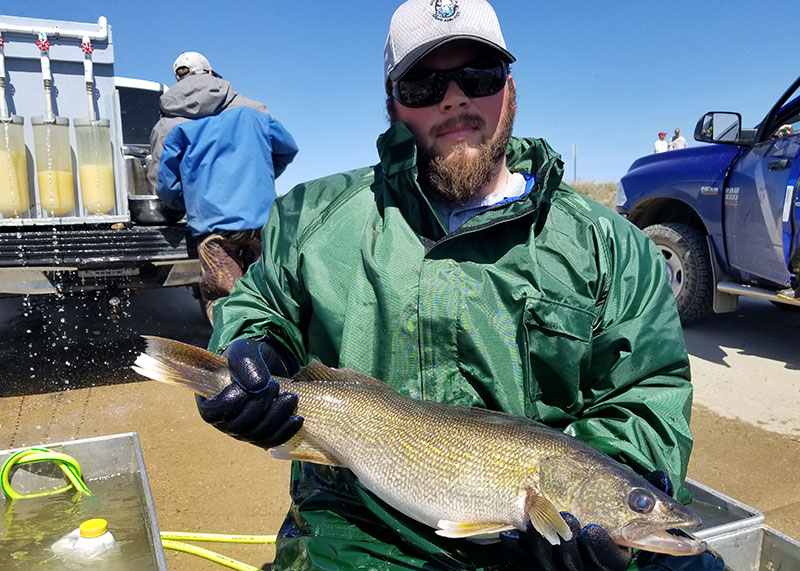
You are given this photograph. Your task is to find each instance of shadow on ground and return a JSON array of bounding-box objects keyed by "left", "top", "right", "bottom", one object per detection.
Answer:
[{"left": 682, "top": 297, "right": 800, "bottom": 369}]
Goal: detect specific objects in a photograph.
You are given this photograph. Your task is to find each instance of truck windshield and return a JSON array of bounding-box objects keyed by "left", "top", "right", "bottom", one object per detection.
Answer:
[{"left": 118, "top": 86, "right": 162, "bottom": 146}]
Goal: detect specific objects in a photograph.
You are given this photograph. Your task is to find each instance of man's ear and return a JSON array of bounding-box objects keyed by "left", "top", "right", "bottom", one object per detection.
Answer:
[{"left": 507, "top": 75, "right": 517, "bottom": 117}]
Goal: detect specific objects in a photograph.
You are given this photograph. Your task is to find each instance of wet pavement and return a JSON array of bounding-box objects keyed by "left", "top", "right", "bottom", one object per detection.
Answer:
[
  {"left": 0, "top": 287, "right": 211, "bottom": 397},
  {"left": 1, "top": 288, "right": 799, "bottom": 570}
]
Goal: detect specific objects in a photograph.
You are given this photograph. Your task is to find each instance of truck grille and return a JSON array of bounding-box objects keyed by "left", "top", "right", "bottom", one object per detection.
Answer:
[{"left": 0, "top": 224, "right": 197, "bottom": 267}]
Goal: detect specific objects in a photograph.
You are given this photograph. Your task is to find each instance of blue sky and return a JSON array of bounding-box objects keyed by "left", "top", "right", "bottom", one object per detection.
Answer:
[{"left": 1, "top": 2, "right": 793, "bottom": 194}]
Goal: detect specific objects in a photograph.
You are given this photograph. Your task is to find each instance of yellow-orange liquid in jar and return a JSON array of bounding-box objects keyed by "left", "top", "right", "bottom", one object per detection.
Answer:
[
  {"left": 79, "top": 164, "right": 115, "bottom": 214},
  {"left": 38, "top": 169, "right": 75, "bottom": 216},
  {"left": 0, "top": 150, "right": 29, "bottom": 216}
]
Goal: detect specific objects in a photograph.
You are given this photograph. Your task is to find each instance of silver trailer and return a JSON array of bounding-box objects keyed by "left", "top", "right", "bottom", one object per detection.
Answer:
[{"left": 0, "top": 15, "right": 199, "bottom": 318}]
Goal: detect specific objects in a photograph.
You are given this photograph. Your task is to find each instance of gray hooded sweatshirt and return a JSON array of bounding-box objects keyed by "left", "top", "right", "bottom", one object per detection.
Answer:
[{"left": 146, "top": 74, "right": 269, "bottom": 190}]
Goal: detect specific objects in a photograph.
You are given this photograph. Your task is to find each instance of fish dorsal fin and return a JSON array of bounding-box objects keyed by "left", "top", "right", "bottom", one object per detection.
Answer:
[
  {"left": 270, "top": 432, "right": 343, "bottom": 467},
  {"left": 435, "top": 520, "right": 516, "bottom": 539},
  {"left": 292, "top": 360, "right": 391, "bottom": 390},
  {"left": 525, "top": 489, "right": 573, "bottom": 545}
]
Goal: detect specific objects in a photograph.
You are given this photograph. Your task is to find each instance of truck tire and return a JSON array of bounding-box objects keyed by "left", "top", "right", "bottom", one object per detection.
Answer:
[{"left": 644, "top": 223, "right": 712, "bottom": 324}]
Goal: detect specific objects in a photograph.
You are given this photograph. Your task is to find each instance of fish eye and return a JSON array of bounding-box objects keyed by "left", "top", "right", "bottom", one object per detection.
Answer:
[{"left": 628, "top": 488, "right": 655, "bottom": 513}]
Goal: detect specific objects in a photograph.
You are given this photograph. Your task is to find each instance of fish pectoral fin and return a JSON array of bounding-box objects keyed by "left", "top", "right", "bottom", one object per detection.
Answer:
[
  {"left": 435, "top": 520, "right": 515, "bottom": 539},
  {"left": 525, "top": 489, "right": 573, "bottom": 545},
  {"left": 270, "top": 433, "right": 343, "bottom": 467}
]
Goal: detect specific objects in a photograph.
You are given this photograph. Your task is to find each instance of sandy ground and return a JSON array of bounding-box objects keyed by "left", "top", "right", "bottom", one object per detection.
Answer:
[
  {"left": 683, "top": 298, "right": 800, "bottom": 439},
  {"left": 1, "top": 289, "right": 798, "bottom": 570}
]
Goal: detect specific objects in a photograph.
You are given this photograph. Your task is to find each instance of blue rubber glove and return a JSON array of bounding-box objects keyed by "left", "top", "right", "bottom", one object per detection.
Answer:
[
  {"left": 500, "top": 514, "right": 631, "bottom": 571},
  {"left": 499, "top": 471, "right": 673, "bottom": 571},
  {"left": 196, "top": 338, "right": 303, "bottom": 450}
]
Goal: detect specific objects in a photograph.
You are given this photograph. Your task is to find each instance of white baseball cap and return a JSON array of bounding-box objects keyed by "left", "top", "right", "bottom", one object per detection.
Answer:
[
  {"left": 384, "top": 0, "right": 515, "bottom": 85},
  {"left": 172, "top": 52, "right": 222, "bottom": 80}
]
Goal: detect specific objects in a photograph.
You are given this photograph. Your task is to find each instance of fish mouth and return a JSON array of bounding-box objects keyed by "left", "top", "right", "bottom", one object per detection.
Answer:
[{"left": 618, "top": 522, "right": 706, "bottom": 556}]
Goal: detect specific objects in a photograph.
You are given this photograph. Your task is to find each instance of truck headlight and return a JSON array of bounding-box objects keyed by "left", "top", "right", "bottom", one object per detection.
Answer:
[{"left": 616, "top": 181, "right": 627, "bottom": 208}]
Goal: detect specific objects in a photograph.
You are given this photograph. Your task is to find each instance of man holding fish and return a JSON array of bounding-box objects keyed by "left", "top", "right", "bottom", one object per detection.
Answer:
[{"left": 178, "top": 1, "right": 723, "bottom": 569}]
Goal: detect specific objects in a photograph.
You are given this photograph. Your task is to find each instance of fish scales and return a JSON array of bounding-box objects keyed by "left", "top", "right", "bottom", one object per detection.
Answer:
[{"left": 282, "top": 370, "right": 625, "bottom": 532}]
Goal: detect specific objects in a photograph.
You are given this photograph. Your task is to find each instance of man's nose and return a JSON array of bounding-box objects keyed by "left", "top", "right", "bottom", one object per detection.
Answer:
[{"left": 439, "top": 78, "right": 470, "bottom": 112}]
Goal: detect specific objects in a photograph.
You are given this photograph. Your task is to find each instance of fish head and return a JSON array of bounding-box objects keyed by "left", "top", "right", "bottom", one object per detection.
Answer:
[
  {"left": 539, "top": 455, "right": 705, "bottom": 556},
  {"left": 571, "top": 463, "right": 705, "bottom": 556}
]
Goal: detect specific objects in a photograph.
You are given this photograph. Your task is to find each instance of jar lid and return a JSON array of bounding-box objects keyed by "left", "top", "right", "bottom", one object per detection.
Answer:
[
  {"left": 31, "top": 115, "right": 69, "bottom": 127},
  {"left": 73, "top": 118, "right": 111, "bottom": 127},
  {"left": 0, "top": 115, "right": 24, "bottom": 125},
  {"left": 79, "top": 518, "right": 109, "bottom": 538}
]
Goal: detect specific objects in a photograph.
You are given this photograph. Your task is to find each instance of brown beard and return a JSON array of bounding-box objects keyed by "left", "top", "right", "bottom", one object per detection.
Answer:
[{"left": 418, "top": 86, "right": 516, "bottom": 205}]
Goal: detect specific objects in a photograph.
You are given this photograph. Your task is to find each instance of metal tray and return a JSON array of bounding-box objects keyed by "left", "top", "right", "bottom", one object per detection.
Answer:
[
  {"left": 706, "top": 524, "right": 800, "bottom": 571},
  {"left": 0, "top": 432, "right": 167, "bottom": 570},
  {"left": 686, "top": 478, "right": 765, "bottom": 540}
]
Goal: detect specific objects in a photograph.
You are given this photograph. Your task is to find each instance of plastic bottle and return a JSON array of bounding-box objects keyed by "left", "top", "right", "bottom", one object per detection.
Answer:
[{"left": 51, "top": 518, "right": 117, "bottom": 562}]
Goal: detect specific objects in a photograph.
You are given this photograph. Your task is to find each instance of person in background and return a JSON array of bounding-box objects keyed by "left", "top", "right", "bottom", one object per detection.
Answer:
[
  {"left": 669, "top": 127, "right": 687, "bottom": 150},
  {"left": 654, "top": 130, "right": 669, "bottom": 153},
  {"left": 147, "top": 52, "right": 299, "bottom": 323},
  {"left": 193, "top": 2, "right": 722, "bottom": 569}
]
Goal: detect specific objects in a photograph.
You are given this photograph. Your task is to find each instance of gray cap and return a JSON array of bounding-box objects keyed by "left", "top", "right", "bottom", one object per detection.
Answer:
[{"left": 384, "top": 0, "right": 515, "bottom": 84}]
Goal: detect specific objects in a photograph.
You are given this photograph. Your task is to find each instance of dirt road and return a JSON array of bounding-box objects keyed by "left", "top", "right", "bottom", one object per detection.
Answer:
[{"left": 1, "top": 288, "right": 798, "bottom": 569}]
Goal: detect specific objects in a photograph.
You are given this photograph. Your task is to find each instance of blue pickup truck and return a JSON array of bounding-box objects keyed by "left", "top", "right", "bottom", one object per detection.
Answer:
[{"left": 616, "top": 74, "right": 800, "bottom": 323}]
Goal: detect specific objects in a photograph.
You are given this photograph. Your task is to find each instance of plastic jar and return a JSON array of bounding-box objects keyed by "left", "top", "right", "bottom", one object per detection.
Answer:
[
  {"left": 0, "top": 116, "right": 30, "bottom": 217},
  {"left": 31, "top": 115, "right": 74, "bottom": 216},
  {"left": 74, "top": 118, "right": 116, "bottom": 214}
]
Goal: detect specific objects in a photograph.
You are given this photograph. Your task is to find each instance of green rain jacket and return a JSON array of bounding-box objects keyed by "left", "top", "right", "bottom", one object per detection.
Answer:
[{"left": 210, "top": 122, "right": 693, "bottom": 570}]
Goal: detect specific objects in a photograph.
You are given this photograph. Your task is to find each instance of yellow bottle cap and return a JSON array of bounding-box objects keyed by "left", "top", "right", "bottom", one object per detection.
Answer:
[{"left": 79, "top": 518, "right": 109, "bottom": 538}]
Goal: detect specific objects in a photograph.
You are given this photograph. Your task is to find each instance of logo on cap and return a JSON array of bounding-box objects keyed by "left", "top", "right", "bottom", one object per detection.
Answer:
[{"left": 433, "top": 0, "right": 459, "bottom": 22}]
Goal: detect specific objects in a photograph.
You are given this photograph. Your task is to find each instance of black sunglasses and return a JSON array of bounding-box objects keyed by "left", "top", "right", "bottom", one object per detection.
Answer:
[{"left": 392, "top": 60, "right": 508, "bottom": 108}]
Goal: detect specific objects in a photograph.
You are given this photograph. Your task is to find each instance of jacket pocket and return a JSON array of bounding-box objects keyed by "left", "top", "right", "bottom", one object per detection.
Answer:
[{"left": 522, "top": 296, "right": 594, "bottom": 413}]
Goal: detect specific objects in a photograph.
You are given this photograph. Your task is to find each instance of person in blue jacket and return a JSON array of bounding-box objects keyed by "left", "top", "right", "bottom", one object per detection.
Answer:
[{"left": 147, "top": 51, "right": 299, "bottom": 322}]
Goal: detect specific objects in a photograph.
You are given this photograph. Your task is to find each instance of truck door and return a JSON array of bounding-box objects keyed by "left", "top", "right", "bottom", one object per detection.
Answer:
[
  {"left": 724, "top": 97, "right": 800, "bottom": 285},
  {"left": 115, "top": 78, "right": 167, "bottom": 196}
]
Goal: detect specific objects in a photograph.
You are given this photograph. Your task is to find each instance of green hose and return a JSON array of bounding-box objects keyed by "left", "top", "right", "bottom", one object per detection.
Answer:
[{"left": 0, "top": 447, "right": 92, "bottom": 499}]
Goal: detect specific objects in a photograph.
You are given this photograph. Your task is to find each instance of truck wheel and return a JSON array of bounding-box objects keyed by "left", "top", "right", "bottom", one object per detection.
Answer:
[{"left": 644, "top": 223, "right": 712, "bottom": 324}]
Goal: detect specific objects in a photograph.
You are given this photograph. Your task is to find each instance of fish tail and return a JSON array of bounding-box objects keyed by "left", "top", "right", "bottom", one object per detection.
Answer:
[{"left": 131, "top": 336, "right": 230, "bottom": 398}]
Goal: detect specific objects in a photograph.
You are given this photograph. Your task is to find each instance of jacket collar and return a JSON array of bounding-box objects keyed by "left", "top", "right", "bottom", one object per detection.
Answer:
[
  {"left": 159, "top": 75, "right": 236, "bottom": 119},
  {"left": 375, "top": 121, "right": 565, "bottom": 241}
]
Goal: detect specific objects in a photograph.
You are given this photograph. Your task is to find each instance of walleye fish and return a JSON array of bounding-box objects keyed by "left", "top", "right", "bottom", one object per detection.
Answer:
[{"left": 133, "top": 335, "right": 705, "bottom": 556}]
